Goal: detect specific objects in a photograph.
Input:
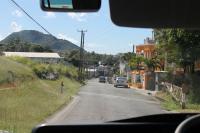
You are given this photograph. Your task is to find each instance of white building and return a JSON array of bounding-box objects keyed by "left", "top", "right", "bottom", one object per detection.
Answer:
[{"left": 3, "top": 52, "right": 63, "bottom": 63}]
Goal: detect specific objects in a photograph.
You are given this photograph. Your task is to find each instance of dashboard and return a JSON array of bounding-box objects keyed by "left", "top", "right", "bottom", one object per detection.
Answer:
[{"left": 33, "top": 113, "right": 199, "bottom": 133}]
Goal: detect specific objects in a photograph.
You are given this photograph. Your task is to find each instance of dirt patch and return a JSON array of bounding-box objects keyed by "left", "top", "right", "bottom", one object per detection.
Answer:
[{"left": 0, "top": 83, "right": 16, "bottom": 90}]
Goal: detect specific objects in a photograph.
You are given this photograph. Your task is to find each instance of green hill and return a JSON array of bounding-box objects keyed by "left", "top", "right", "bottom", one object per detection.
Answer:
[
  {"left": 1, "top": 30, "right": 80, "bottom": 52},
  {"left": 0, "top": 57, "right": 80, "bottom": 133}
]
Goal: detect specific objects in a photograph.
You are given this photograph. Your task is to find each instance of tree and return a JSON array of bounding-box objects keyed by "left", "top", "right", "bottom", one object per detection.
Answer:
[
  {"left": 64, "top": 50, "right": 80, "bottom": 67},
  {"left": 144, "top": 58, "right": 159, "bottom": 71},
  {"left": 154, "top": 29, "right": 200, "bottom": 73},
  {"left": 169, "top": 29, "right": 200, "bottom": 73},
  {"left": 2, "top": 37, "right": 53, "bottom": 52},
  {"left": 129, "top": 56, "right": 145, "bottom": 71},
  {"left": 122, "top": 52, "right": 136, "bottom": 62}
]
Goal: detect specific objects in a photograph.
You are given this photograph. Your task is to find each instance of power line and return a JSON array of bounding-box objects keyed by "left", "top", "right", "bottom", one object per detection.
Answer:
[{"left": 9, "top": 0, "right": 53, "bottom": 36}]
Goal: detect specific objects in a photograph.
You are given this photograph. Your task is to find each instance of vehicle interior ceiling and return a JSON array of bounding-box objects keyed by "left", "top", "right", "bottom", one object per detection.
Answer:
[
  {"left": 109, "top": 0, "right": 200, "bottom": 28},
  {"left": 34, "top": 0, "right": 200, "bottom": 133}
]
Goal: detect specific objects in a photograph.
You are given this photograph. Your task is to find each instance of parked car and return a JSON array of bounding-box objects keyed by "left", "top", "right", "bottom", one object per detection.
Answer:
[
  {"left": 99, "top": 76, "right": 106, "bottom": 83},
  {"left": 114, "top": 77, "right": 129, "bottom": 88}
]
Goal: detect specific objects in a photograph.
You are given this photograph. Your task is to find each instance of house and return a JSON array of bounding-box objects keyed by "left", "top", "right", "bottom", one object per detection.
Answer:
[
  {"left": 3, "top": 52, "right": 63, "bottom": 63},
  {"left": 130, "top": 37, "right": 157, "bottom": 89},
  {"left": 136, "top": 37, "right": 155, "bottom": 59}
]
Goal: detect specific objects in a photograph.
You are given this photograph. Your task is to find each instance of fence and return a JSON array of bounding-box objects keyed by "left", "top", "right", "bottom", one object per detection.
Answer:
[{"left": 162, "top": 82, "right": 186, "bottom": 109}]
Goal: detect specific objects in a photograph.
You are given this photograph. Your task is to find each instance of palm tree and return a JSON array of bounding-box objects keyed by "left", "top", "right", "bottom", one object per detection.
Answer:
[
  {"left": 144, "top": 58, "right": 160, "bottom": 71},
  {"left": 129, "top": 56, "right": 145, "bottom": 72}
]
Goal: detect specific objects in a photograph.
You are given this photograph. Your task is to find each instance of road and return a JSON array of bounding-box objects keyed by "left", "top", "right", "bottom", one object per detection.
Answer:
[{"left": 47, "top": 79, "right": 166, "bottom": 125}]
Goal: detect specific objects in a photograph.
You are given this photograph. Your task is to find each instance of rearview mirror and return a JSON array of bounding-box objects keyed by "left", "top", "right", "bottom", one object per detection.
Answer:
[{"left": 40, "top": 0, "right": 101, "bottom": 12}]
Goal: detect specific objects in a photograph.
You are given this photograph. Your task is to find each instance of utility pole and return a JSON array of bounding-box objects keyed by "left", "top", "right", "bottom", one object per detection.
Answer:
[{"left": 78, "top": 30, "right": 87, "bottom": 80}]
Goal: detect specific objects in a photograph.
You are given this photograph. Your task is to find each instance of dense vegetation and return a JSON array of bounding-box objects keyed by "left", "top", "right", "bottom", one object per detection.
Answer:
[
  {"left": 63, "top": 50, "right": 120, "bottom": 75},
  {"left": 63, "top": 50, "right": 120, "bottom": 67},
  {"left": 8, "top": 56, "right": 79, "bottom": 81},
  {"left": 0, "top": 38, "right": 52, "bottom": 53},
  {"left": 122, "top": 52, "right": 161, "bottom": 72},
  {"left": 154, "top": 29, "right": 200, "bottom": 104},
  {"left": 154, "top": 29, "right": 200, "bottom": 73}
]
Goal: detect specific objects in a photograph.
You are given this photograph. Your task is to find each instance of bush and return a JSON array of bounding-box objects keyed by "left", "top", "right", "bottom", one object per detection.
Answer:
[
  {"left": 164, "top": 72, "right": 200, "bottom": 104},
  {"left": 164, "top": 71, "right": 185, "bottom": 87},
  {"left": 187, "top": 74, "right": 200, "bottom": 103},
  {"left": 8, "top": 57, "right": 79, "bottom": 80},
  {"left": 32, "top": 64, "right": 47, "bottom": 78}
]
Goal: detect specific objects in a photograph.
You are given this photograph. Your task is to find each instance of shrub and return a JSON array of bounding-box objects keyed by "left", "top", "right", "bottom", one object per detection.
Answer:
[
  {"left": 187, "top": 74, "right": 200, "bottom": 103},
  {"left": 32, "top": 64, "right": 47, "bottom": 79},
  {"left": 8, "top": 57, "right": 79, "bottom": 80}
]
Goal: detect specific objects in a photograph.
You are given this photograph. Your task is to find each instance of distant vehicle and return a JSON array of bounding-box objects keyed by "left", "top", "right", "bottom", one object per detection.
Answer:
[
  {"left": 99, "top": 76, "right": 106, "bottom": 83},
  {"left": 114, "top": 77, "right": 129, "bottom": 88}
]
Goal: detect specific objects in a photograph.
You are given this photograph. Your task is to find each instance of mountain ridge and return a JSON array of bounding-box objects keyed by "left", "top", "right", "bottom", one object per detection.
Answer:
[{"left": 1, "top": 30, "right": 80, "bottom": 52}]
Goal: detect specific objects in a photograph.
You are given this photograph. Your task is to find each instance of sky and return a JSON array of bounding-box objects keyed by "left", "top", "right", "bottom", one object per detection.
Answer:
[{"left": 0, "top": 0, "right": 153, "bottom": 54}]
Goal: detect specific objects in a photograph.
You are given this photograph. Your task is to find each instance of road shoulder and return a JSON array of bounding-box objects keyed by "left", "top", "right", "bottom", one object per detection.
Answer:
[{"left": 43, "top": 96, "right": 80, "bottom": 124}]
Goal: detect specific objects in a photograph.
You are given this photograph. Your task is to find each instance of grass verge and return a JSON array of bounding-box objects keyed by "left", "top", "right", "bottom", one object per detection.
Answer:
[
  {"left": 0, "top": 57, "right": 81, "bottom": 133},
  {"left": 0, "top": 78, "right": 80, "bottom": 133},
  {"left": 155, "top": 91, "right": 200, "bottom": 112}
]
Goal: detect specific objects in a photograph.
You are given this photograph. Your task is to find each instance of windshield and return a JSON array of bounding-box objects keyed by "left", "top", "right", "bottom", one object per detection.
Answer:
[{"left": 0, "top": 0, "right": 200, "bottom": 133}]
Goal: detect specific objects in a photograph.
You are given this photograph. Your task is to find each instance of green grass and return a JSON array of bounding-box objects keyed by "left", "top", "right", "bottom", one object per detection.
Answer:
[
  {"left": 0, "top": 78, "right": 80, "bottom": 133},
  {"left": 0, "top": 57, "right": 35, "bottom": 85},
  {"left": 156, "top": 91, "right": 180, "bottom": 111},
  {"left": 8, "top": 56, "right": 79, "bottom": 80},
  {"left": 0, "top": 57, "right": 81, "bottom": 133},
  {"left": 156, "top": 91, "right": 200, "bottom": 112}
]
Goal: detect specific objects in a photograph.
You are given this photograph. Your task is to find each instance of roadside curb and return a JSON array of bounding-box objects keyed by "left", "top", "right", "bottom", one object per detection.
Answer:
[
  {"left": 154, "top": 96, "right": 166, "bottom": 102},
  {"left": 43, "top": 96, "right": 80, "bottom": 124}
]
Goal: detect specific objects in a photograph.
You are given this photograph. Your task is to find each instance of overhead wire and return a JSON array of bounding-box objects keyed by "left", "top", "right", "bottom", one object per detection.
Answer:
[{"left": 9, "top": 0, "right": 53, "bottom": 36}]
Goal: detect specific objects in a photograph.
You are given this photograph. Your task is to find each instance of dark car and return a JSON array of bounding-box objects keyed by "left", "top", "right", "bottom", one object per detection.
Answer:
[{"left": 99, "top": 76, "right": 106, "bottom": 83}]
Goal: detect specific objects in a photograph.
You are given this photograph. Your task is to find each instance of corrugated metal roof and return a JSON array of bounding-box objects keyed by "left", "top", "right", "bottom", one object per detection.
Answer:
[{"left": 3, "top": 52, "right": 61, "bottom": 58}]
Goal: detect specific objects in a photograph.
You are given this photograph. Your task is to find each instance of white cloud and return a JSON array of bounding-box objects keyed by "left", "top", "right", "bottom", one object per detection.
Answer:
[
  {"left": 10, "top": 21, "right": 22, "bottom": 32},
  {"left": 12, "top": 10, "right": 23, "bottom": 17},
  {"left": 57, "top": 33, "right": 79, "bottom": 44},
  {"left": 67, "top": 13, "right": 87, "bottom": 22},
  {"left": 44, "top": 12, "right": 56, "bottom": 18}
]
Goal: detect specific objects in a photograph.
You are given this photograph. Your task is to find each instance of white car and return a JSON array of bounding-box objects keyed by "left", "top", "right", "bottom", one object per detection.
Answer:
[{"left": 114, "top": 77, "right": 129, "bottom": 88}]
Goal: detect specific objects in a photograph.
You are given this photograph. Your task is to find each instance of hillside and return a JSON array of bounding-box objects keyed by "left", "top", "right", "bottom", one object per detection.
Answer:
[
  {"left": 1, "top": 30, "right": 80, "bottom": 52},
  {"left": 0, "top": 57, "right": 80, "bottom": 133},
  {"left": 0, "top": 57, "right": 36, "bottom": 85}
]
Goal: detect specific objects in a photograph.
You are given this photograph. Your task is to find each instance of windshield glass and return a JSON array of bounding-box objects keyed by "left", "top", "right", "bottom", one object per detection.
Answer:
[{"left": 0, "top": 0, "right": 200, "bottom": 133}]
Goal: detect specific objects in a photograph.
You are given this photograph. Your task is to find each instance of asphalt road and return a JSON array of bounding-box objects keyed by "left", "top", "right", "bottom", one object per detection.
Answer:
[{"left": 47, "top": 79, "right": 166, "bottom": 125}]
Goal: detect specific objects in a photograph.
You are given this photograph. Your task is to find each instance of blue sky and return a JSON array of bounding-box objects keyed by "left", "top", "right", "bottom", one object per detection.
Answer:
[{"left": 0, "top": 0, "right": 152, "bottom": 54}]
